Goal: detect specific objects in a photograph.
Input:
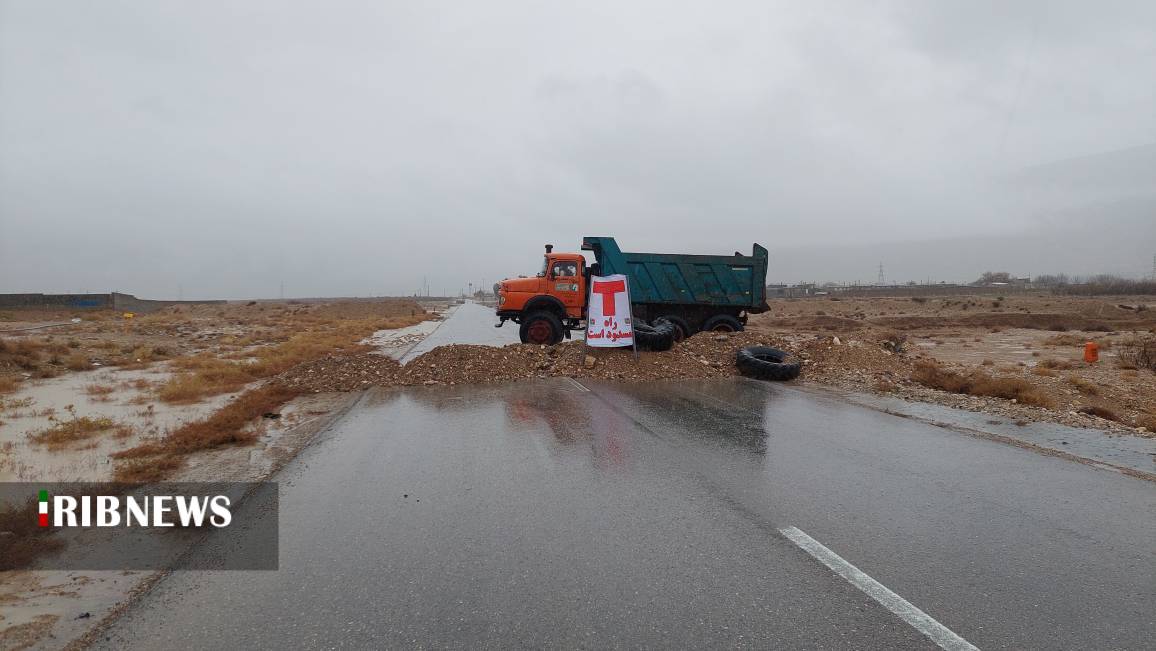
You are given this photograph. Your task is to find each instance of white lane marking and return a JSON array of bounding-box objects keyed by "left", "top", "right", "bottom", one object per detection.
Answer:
[
  {"left": 779, "top": 526, "right": 979, "bottom": 651},
  {"left": 566, "top": 377, "right": 590, "bottom": 392}
]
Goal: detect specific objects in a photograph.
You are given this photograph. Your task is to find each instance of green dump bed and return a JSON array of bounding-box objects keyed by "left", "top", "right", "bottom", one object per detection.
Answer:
[{"left": 581, "top": 237, "right": 769, "bottom": 312}]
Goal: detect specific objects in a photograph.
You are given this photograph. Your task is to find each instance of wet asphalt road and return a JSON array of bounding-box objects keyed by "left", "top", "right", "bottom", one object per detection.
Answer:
[
  {"left": 401, "top": 301, "right": 583, "bottom": 363},
  {"left": 94, "top": 378, "right": 1153, "bottom": 650},
  {"left": 401, "top": 302, "right": 521, "bottom": 362}
]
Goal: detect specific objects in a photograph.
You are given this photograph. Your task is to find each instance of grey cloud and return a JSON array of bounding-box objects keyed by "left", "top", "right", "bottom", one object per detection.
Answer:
[{"left": 1, "top": 1, "right": 1153, "bottom": 299}]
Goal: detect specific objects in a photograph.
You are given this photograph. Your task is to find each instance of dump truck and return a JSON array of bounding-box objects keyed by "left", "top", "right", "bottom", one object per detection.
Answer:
[{"left": 495, "top": 236, "right": 770, "bottom": 345}]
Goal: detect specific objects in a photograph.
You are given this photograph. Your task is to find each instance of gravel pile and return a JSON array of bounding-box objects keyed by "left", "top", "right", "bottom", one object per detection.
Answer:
[
  {"left": 276, "top": 332, "right": 800, "bottom": 391},
  {"left": 274, "top": 327, "right": 1154, "bottom": 437}
]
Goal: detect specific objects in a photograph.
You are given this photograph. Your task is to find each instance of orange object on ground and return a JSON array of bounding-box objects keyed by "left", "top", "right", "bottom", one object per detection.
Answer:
[{"left": 1084, "top": 341, "right": 1099, "bottom": 363}]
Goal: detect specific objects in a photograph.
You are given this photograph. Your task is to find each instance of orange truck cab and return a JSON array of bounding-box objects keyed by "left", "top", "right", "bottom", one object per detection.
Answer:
[
  {"left": 495, "top": 245, "right": 588, "bottom": 345},
  {"left": 496, "top": 237, "right": 770, "bottom": 346}
]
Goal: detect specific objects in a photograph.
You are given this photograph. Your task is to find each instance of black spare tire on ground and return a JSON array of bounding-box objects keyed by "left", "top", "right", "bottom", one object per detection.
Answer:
[
  {"left": 633, "top": 320, "right": 675, "bottom": 352},
  {"left": 736, "top": 346, "right": 801, "bottom": 381},
  {"left": 655, "top": 315, "right": 691, "bottom": 342}
]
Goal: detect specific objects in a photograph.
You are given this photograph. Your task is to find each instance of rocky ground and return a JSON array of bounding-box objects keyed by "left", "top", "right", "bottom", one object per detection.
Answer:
[{"left": 278, "top": 294, "right": 1156, "bottom": 438}]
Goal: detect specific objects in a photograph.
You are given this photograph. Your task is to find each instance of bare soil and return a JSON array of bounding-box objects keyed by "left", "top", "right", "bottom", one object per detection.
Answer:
[
  {"left": 748, "top": 294, "right": 1156, "bottom": 436},
  {"left": 276, "top": 294, "right": 1156, "bottom": 437}
]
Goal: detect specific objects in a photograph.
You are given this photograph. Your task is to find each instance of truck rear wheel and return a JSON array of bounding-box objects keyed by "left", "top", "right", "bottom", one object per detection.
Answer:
[
  {"left": 519, "top": 311, "right": 563, "bottom": 345},
  {"left": 702, "top": 314, "right": 743, "bottom": 333},
  {"left": 655, "top": 315, "right": 691, "bottom": 342}
]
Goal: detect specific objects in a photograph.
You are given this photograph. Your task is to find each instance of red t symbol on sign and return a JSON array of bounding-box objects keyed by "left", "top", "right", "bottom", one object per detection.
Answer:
[{"left": 592, "top": 279, "right": 625, "bottom": 316}]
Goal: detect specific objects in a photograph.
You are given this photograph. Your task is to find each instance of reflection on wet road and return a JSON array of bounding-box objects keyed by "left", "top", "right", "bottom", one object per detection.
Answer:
[{"left": 96, "top": 378, "right": 1154, "bottom": 650}]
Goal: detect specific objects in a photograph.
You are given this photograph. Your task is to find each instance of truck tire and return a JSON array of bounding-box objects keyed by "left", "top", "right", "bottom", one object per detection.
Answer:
[
  {"left": 519, "top": 311, "right": 563, "bottom": 345},
  {"left": 634, "top": 320, "right": 675, "bottom": 352},
  {"left": 736, "top": 346, "right": 801, "bottom": 381},
  {"left": 703, "top": 314, "right": 744, "bottom": 333},
  {"left": 655, "top": 315, "right": 691, "bottom": 342}
]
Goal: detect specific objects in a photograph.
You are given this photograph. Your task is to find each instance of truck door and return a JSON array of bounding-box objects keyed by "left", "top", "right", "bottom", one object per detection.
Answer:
[{"left": 550, "top": 259, "right": 584, "bottom": 316}]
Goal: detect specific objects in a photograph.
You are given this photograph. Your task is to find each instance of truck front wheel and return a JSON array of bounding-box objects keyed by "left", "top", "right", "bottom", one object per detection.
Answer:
[{"left": 519, "top": 311, "right": 563, "bottom": 345}]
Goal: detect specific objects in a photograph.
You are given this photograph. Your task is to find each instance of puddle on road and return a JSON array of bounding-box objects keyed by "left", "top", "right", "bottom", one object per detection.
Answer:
[
  {"left": 362, "top": 320, "right": 443, "bottom": 360},
  {"left": 847, "top": 391, "right": 1156, "bottom": 475}
]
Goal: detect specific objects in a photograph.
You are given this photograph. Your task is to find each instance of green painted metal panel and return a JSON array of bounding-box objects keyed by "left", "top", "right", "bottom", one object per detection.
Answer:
[{"left": 581, "top": 237, "right": 769, "bottom": 311}]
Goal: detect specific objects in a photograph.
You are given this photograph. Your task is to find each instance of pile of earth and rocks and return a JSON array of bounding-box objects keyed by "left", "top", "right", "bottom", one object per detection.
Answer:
[
  {"left": 277, "top": 332, "right": 765, "bottom": 391},
  {"left": 274, "top": 325, "right": 1154, "bottom": 438},
  {"left": 274, "top": 330, "right": 905, "bottom": 392}
]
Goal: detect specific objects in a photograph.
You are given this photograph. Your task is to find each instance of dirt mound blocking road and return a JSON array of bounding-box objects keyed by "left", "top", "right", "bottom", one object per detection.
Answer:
[
  {"left": 276, "top": 332, "right": 812, "bottom": 392},
  {"left": 274, "top": 330, "right": 910, "bottom": 393}
]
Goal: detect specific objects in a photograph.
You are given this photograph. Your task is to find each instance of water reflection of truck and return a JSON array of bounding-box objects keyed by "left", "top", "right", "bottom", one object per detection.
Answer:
[{"left": 495, "top": 237, "right": 770, "bottom": 345}]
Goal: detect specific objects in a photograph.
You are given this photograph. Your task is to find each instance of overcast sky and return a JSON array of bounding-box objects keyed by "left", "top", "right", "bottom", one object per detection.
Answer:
[{"left": 2, "top": 1, "right": 1154, "bottom": 298}]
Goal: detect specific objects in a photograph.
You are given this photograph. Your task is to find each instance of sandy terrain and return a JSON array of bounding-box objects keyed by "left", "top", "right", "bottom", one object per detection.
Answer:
[
  {"left": 0, "top": 299, "right": 433, "bottom": 649},
  {"left": 746, "top": 294, "right": 1156, "bottom": 436}
]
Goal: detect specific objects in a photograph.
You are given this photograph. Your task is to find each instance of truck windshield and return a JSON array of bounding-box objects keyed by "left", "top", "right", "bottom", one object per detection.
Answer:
[{"left": 538, "top": 257, "right": 547, "bottom": 277}]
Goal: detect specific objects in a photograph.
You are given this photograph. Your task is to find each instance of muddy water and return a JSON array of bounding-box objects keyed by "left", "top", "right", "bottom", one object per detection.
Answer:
[
  {"left": 0, "top": 366, "right": 235, "bottom": 482},
  {"left": 916, "top": 327, "right": 1118, "bottom": 367}
]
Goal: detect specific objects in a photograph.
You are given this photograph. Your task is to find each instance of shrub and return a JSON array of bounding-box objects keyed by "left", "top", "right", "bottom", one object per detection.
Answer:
[
  {"left": 911, "top": 361, "right": 1052, "bottom": 407},
  {"left": 1116, "top": 336, "right": 1156, "bottom": 373},
  {"left": 0, "top": 376, "right": 18, "bottom": 394},
  {"left": 64, "top": 353, "right": 91, "bottom": 371},
  {"left": 27, "top": 414, "right": 117, "bottom": 447},
  {"left": 1078, "top": 406, "right": 1119, "bottom": 422},
  {"left": 113, "top": 384, "right": 300, "bottom": 482},
  {"left": 0, "top": 498, "right": 65, "bottom": 570},
  {"left": 1066, "top": 375, "right": 1099, "bottom": 396}
]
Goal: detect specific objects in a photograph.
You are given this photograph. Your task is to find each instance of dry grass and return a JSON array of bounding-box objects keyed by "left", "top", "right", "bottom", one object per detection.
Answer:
[
  {"left": 1, "top": 338, "right": 63, "bottom": 378},
  {"left": 1066, "top": 375, "right": 1100, "bottom": 396},
  {"left": 26, "top": 414, "right": 117, "bottom": 447},
  {"left": 1078, "top": 405, "right": 1120, "bottom": 422},
  {"left": 108, "top": 345, "right": 173, "bottom": 369},
  {"left": 1033, "top": 367, "right": 1059, "bottom": 377},
  {"left": 0, "top": 498, "right": 65, "bottom": 570},
  {"left": 155, "top": 305, "right": 427, "bottom": 403},
  {"left": 1038, "top": 358, "right": 1076, "bottom": 370},
  {"left": 84, "top": 383, "right": 116, "bottom": 398},
  {"left": 112, "top": 384, "right": 300, "bottom": 482},
  {"left": 64, "top": 352, "right": 92, "bottom": 371},
  {"left": 1043, "top": 333, "right": 1088, "bottom": 347},
  {"left": 156, "top": 355, "right": 253, "bottom": 403},
  {"left": 0, "top": 375, "right": 18, "bottom": 394},
  {"left": 112, "top": 456, "right": 183, "bottom": 484},
  {"left": 911, "top": 360, "right": 1053, "bottom": 407}
]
